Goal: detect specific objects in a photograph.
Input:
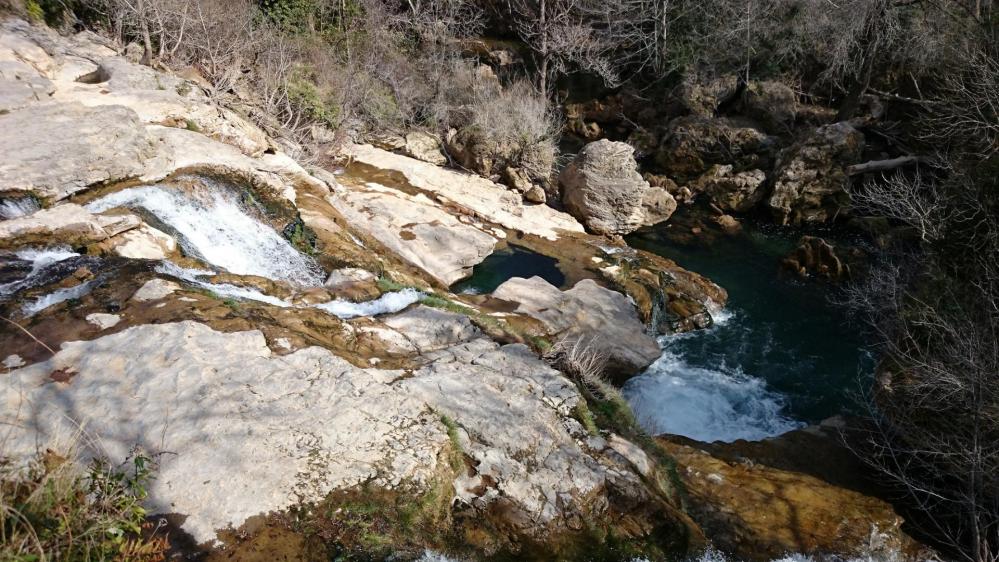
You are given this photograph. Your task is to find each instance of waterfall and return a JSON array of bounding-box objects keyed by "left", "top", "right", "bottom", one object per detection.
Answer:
[
  {"left": 623, "top": 306, "right": 802, "bottom": 443},
  {"left": 86, "top": 178, "right": 324, "bottom": 286},
  {"left": 0, "top": 246, "right": 80, "bottom": 296},
  {"left": 0, "top": 197, "right": 40, "bottom": 220}
]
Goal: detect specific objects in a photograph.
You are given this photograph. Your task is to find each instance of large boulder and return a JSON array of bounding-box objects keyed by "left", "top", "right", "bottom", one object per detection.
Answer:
[
  {"left": 492, "top": 276, "right": 662, "bottom": 380},
  {"left": 560, "top": 140, "right": 677, "bottom": 235},
  {"left": 767, "top": 122, "right": 864, "bottom": 225},
  {"left": 656, "top": 116, "right": 777, "bottom": 181}
]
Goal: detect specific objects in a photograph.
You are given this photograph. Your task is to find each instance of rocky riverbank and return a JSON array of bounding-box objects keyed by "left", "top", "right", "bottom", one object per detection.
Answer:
[{"left": 0, "top": 16, "right": 925, "bottom": 561}]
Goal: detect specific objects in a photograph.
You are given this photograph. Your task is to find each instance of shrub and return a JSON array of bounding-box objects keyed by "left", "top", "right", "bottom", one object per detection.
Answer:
[{"left": 0, "top": 449, "right": 167, "bottom": 561}]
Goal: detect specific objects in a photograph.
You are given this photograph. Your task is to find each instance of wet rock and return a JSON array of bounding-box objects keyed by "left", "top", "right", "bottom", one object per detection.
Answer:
[
  {"left": 0, "top": 103, "right": 158, "bottom": 201},
  {"left": 130, "top": 278, "right": 179, "bottom": 302},
  {"left": 492, "top": 276, "right": 662, "bottom": 379},
  {"left": 780, "top": 236, "right": 850, "bottom": 281},
  {"left": 693, "top": 165, "right": 767, "bottom": 213},
  {"left": 656, "top": 116, "right": 776, "bottom": 181},
  {"left": 401, "top": 131, "right": 446, "bottom": 166},
  {"left": 98, "top": 223, "right": 176, "bottom": 260},
  {"left": 767, "top": 122, "right": 864, "bottom": 225},
  {"left": 659, "top": 427, "right": 927, "bottom": 561},
  {"left": 560, "top": 140, "right": 677, "bottom": 235},
  {"left": 323, "top": 267, "right": 376, "bottom": 291},
  {"left": 0, "top": 204, "right": 141, "bottom": 249}
]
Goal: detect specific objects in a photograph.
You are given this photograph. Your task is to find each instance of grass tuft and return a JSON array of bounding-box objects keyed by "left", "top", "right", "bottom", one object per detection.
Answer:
[{"left": 0, "top": 449, "right": 167, "bottom": 561}]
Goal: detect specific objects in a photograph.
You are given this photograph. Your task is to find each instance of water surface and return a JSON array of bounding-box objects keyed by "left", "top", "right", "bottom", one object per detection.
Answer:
[{"left": 623, "top": 223, "right": 872, "bottom": 442}]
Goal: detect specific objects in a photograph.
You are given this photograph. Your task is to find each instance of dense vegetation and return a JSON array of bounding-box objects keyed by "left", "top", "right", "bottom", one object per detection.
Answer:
[{"left": 2, "top": 0, "right": 997, "bottom": 559}]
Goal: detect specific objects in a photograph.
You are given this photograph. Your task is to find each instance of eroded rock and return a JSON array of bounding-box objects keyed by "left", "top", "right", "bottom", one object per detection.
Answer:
[
  {"left": 693, "top": 165, "right": 767, "bottom": 213},
  {"left": 332, "top": 182, "right": 496, "bottom": 286},
  {"left": 560, "top": 140, "right": 676, "bottom": 235},
  {"left": 492, "top": 276, "right": 662, "bottom": 379},
  {"left": 656, "top": 116, "right": 776, "bottom": 181},
  {"left": 0, "top": 321, "right": 682, "bottom": 548},
  {"left": 768, "top": 122, "right": 864, "bottom": 225},
  {"left": 0, "top": 203, "right": 141, "bottom": 249}
]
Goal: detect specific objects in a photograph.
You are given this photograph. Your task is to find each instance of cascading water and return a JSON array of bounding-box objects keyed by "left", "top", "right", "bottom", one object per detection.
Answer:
[
  {"left": 156, "top": 258, "right": 422, "bottom": 319},
  {"left": 86, "top": 177, "right": 324, "bottom": 286},
  {"left": 85, "top": 177, "right": 420, "bottom": 319},
  {"left": 624, "top": 223, "right": 872, "bottom": 443},
  {"left": 623, "top": 310, "right": 803, "bottom": 442},
  {"left": 0, "top": 197, "right": 40, "bottom": 220},
  {"left": 0, "top": 246, "right": 80, "bottom": 296}
]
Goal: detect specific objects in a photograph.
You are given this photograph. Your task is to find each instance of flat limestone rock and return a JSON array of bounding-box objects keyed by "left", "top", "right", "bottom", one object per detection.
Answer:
[
  {"left": 0, "top": 103, "right": 158, "bottom": 201},
  {"left": 0, "top": 321, "right": 659, "bottom": 545},
  {"left": 346, "top": 144, "right": 584, "bottom": 241},
  {"left": 0, "top": 321, "right": 446, "bottom": 544},
  {"left": 333, "top": 183, "right": 496, "bottom": 286},
  {"left": 130, "top": 278, "right": 179, "bottom": 302},
  {"left": 0, "top": 203, "right": 141, "bottom": 249},
  {"left": 492, "top": 276, "right": 662, "bottom": 378},
  {"left": 85, "top": 312, "right": 121, "bottom": 330}
]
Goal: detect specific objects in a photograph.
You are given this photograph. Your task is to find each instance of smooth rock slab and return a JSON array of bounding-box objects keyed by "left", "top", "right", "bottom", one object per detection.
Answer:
[
  {"left": 0, "top": 321, "right": 445, "bottom": 544},
  {"left": 85, "top": 312, "right": 121, "bottom": 330},
  {"left": 492, "top": 276, "right": 662, "bottom": 378},
  {"left": 346, "top": 144, "right": 584, "bottom": 241},
  {"left": 333, "top": 183, "right": 496, "bottom": 286},
  {"left": 130, "top": 278, "right": 179, "bottom": 302},
  {"left": 0, "top": 103, "right": 158, "bottom": 201}
]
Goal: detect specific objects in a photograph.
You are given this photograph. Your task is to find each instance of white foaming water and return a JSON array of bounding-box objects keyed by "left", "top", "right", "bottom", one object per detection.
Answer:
[
  {"left": 0, "top": 197, "right": 40, "bottom": 220},
  {"left": 157, "top": 262, "right": 421, "bottom": 319},
  {"left": 0, "top": 246, "right": 80, "bottom": 295},
  {"left": 22, "top": 280, "right": 94, "bottom": 316},
  {"left": 314, "top": 288, "right": 423, "bottom": 319},
  {"left": 623, "top": 348, "right": 802, "bottom": 442},
  {"left": 87, "top": 182, "right": 323, "bottom": 286}
]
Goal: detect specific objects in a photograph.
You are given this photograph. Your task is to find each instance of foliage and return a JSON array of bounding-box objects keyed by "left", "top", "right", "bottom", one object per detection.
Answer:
[{"left": 0, "top": 450, "right": 166, "bottom": 561}]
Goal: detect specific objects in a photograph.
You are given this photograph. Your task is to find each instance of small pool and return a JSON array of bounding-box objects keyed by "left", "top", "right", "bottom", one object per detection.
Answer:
[{"left": 451, "top": 245, "right": 565, "bottom": 295}]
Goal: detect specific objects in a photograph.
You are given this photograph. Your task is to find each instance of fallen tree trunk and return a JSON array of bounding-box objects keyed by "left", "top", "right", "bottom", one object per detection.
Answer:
[{"left": 847, "top": 156, "right": 919, "bottom": 176}]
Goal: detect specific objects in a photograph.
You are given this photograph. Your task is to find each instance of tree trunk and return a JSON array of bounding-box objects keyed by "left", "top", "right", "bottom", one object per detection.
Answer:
[
  {"left": 835, "top": 48, "right": 877, "bottom": 121},
  {"left": 138, "top": 0, "right": 154, "bottom": 66}
]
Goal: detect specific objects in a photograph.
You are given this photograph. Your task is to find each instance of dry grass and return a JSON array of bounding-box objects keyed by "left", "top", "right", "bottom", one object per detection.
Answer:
[{"left": 0, "top": 447, "right": 167, "bottom": 561}]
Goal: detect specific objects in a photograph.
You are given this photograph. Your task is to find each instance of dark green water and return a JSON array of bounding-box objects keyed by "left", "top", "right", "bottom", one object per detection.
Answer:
[
  {"left": 452, "top": 245, "right": 565, "bottom": 294},
  {"left": 622, "top": 223, "right": 874, "bottom": 441}
]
